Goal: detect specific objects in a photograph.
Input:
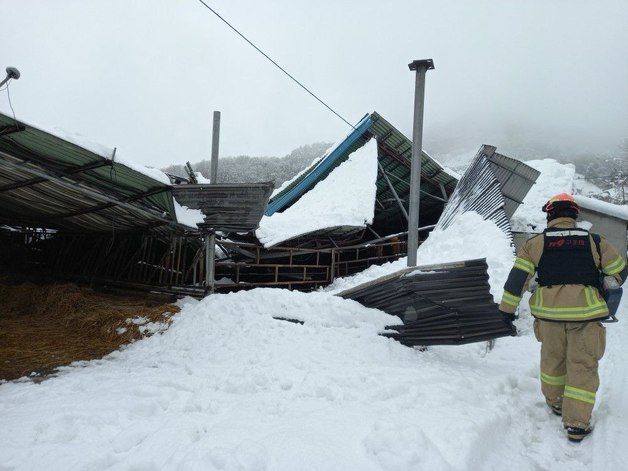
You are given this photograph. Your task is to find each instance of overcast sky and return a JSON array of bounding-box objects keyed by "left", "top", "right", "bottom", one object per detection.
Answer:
[{"left": 1, "top": 0, "right": 627, "bottom": 168}]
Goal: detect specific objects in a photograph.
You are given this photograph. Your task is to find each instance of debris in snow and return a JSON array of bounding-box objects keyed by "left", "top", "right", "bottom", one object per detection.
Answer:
[
  {"left": 327, "top": 211, "right": 514, "bottom": 302},
  {"left": 256, "top": 139, "right": 379, "bottom": 247},
  {"left": 2, "top": 286, "right": 626, "bottom": 469}
]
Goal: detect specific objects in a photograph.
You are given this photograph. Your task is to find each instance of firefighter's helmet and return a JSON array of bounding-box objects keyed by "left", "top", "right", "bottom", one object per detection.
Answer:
[{"left": 542, "top": 193, "right": 580, "bottom": 215}]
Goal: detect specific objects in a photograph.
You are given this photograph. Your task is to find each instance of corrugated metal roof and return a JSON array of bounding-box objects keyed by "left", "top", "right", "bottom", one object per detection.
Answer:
[
  {"left": 0, "top": 112, "right": 182, "bottom": 233},
  {"left": 261, "top": 112, "right": 459, "bottom": 243},
  {"left": 369, "top": 112, "right": 458, "bottom": 230},
  {"left": 172, "top": 183, "right": 274, "bottom": 232},
  {"left": 435, "top": 145, "right": 538, "bottom": 241},
  {"left": 486, "top": 149, "right": 541, "bottom": 219},
  {"left": 339, "top": 258, "right": 516, "bottom": 346}
]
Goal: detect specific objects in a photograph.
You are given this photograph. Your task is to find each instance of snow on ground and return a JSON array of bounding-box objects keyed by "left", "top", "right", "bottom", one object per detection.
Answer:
[
  {"left": 510, "top": 159, "right": 577, "bottom": 232},
  {"left": 2, "top": 288, "right": 627, "bottom": 469},
  {"left": 256, "top": 140, "right": 378, "bottom": 247},
  {"left": 2, "top": 209, "right": 627, "bottom": 469},
  {"left": 327, "top": 211, "right": 514, "bottom": 302},
  {"left": 574, "top": 177, "right": 604, "bottom": 198}
]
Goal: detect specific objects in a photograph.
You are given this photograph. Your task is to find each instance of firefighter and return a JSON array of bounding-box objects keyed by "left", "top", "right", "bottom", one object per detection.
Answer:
[{"left": 498, "top": 193, "right": 627, "bottom": 442}]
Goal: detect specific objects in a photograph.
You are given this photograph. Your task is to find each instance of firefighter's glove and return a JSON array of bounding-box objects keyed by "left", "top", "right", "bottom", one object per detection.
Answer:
[{"left": 499, "top": 309, "right": 516, "bottom": 325}]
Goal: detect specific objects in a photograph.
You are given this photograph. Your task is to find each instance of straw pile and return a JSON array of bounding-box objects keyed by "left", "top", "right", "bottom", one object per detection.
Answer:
[{"left": 0, "top": 282, "right": 180, "bottom": 381}]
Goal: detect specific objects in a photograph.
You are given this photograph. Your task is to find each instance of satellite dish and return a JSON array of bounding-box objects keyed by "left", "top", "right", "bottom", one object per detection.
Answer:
[{"left": 6, "top": 67, "right": 20, "bottom": 80}]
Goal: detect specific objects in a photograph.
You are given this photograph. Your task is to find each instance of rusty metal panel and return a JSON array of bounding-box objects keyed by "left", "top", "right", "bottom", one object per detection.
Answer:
[
  {"left": 338, "top": 258, "right": 516, "bottom": 346},
  {"left": 172, "top": 182, "right": 274, "bottom": 232}
]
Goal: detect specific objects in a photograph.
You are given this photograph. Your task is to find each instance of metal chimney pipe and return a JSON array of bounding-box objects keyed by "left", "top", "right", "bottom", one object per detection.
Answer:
[
  {"left": 210, "top": 111, "right": 221, "bottom": 183},
  {"left": 407, "top": 59, "right": 434, "bottom": 267}
]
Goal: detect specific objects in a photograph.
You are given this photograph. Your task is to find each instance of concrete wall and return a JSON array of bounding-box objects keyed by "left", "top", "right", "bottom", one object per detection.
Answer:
[
  {"left": 579, "top": 208, "right": 627, "bottom": 258},
  {"left": 512, "top": 210, "right": 627, "bottom": 260}
]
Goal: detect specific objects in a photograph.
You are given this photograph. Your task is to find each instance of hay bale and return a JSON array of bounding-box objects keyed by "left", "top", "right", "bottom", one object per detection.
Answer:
[{"left": 0, "top": 282, "right": 180, "bottom": 381}]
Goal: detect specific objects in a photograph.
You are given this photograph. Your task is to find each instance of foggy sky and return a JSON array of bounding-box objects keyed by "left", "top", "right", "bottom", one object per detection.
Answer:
[{"left": 1, "top": 0, "right": 627, "bottom": 168}]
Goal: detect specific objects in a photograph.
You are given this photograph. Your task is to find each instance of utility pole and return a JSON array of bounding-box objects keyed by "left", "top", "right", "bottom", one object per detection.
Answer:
[
  {"left": 407, "top": 59, "right": 434, "bottom": 267},
  {"left": 210, "top": 111, "right": 221, "bottom": 183}
]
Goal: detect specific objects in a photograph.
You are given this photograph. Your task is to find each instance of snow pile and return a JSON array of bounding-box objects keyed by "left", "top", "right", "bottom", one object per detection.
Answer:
[
  {"left": 3, "top": 286, "right": 626, "bottom": 469},
  {"left": 173, "top": 199, "right": 205, "bottom": 228},
  {"left": 256, "top": 140, "right": 378, "bottom": 247},
  {"left": 327, "top": 211, "right": 514, "bottom": 301},
  {"left": 194, "top": 172, "right": 212, "bottom": 184},
  {"left": 269, "top": 123, "right": 368, "bottom": 199},
  {"left": 510, "top": 159, "right": 577, "bottom": 232}
]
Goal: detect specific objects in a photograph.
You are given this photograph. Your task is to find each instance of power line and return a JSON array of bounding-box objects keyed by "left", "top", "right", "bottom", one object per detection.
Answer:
[{"left": 195, "top": 0, "right": 355, "bottom": 129}]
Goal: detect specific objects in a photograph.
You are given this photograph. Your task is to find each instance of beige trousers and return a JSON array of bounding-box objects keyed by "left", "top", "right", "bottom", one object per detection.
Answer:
[{"left": 533, "top": 319, "right": 606, "bottom": 428}]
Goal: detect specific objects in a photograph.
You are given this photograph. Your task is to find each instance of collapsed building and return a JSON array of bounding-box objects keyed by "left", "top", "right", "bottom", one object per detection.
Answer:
[{"left": 1, "top": 109, "right": 540, "bottom": 345}]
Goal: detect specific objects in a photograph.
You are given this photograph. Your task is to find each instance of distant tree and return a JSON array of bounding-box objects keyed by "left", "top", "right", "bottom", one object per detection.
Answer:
[
  {"left": 576, "top": 139, "right": 628, "bottom": 204},
  {"left": 163, "top": 142, "right": 332, "bottom": 188}
]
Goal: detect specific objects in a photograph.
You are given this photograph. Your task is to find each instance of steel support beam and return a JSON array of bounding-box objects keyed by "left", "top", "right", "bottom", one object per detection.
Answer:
[
  {"left": 377, "top": 160, "right": 409, "bottom": 221},
  {"left": 379, "top": 164, "right": 447, "bottom": 204}
]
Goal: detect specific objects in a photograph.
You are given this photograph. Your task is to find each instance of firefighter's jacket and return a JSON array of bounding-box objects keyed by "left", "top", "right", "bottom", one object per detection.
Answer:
[{"left": 499, "top": 217, "right": 627, "bottom": 321}]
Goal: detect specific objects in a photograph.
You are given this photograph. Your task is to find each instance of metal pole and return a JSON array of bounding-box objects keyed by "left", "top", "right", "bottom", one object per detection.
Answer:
[
  {"left": 407, "top": 59, "right": 434, "bottom": 267},
  {"left": 205, "top": 231, "right": 216, "bottom": 293},
  {"left": 210, "top": 111, "right": 221, "bottom": 183}
]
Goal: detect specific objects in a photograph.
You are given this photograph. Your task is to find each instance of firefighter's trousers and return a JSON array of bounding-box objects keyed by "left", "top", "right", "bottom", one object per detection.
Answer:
[{"left": 533, "top": 319, "right": 606, "bottom": 428}]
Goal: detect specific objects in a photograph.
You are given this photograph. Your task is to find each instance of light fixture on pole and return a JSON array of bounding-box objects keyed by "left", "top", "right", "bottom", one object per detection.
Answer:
[{"left": 0, "top": 67, "right": 21, "bottom": 88}]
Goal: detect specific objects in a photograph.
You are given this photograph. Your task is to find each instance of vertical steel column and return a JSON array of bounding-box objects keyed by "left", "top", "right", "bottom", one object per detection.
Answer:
[
  {"left": 205, "top": 231, "right": 216, "bottom": 293},
  {"left": 210, "top": 111, "right": 221, "bottom": 183},
  {"left": 407, "top": 59, "right": 434, "bottom": 267}
]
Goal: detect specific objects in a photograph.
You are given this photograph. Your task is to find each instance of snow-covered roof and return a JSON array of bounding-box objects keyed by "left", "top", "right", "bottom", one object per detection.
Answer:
[
  {"left": 0, "top": 109, "right": 202, "bottom": 231},
  {"left": 256, "top": 139, "right": 378, "bottom": 247},
  {"left": 575, "top": 195, "right": 628, "bottom": 221}
]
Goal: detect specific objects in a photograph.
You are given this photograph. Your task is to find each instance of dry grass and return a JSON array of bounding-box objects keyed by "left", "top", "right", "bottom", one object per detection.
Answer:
[{"left": 0, "top": 282, "right": 180, "bottom": 381}]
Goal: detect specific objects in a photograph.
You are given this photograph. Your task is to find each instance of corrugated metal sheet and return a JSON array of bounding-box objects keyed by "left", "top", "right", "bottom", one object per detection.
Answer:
[
  {"left": 0, "top": 112, "right": 182, "bottom": 234},
  {"left": 339, "top": 258, "right": 516, "bottom": 346},
  {"left": 486, "top": 149, "right": 540, "bottom": 219},
  {"left": 436, "top": 146, "right": 512, "bottom": 240},
  {"left": 173, "top": 183, "right": 274, "bottom": 232},
  {"left": 436, "top": 145, "right": 539, "bottom": 239}
]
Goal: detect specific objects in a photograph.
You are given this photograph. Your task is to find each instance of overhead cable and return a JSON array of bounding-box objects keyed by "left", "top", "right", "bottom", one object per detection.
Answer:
[{"left": 195, "top": 0, "right": 355, "bottom": 129}]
